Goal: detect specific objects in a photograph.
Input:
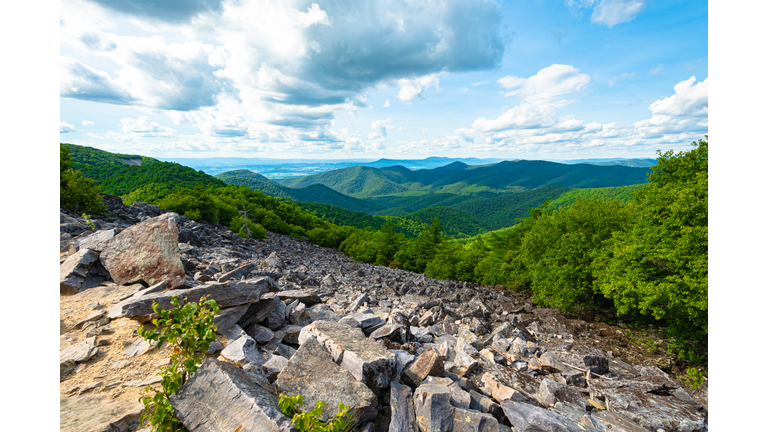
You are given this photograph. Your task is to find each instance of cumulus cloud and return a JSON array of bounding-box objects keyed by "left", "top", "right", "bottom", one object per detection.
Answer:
[
  {"left": 370, "top": 119, "right": 393, "bottom": 140},
  {"left": 61, "top": 0, "right": 505, "bottom": 144},
  {"left": 383, "top": 100, "right": 390, "bottom": 108},
  {"left": 60, "top": 122, "right": 75, "bottom": 133},
  {"left": 120, "top": 116, "right": 177, "bottom": 137},
  {"left": 567, "top": 0, "right": 645, "bottom": 28},
  {"left": 498, "top": 64, "right": 590, "bottom": 105},
  {"left": 82, "top": 120, "right": 95, "bottom": 126},
  {"left": 649, "top": 63, "right": 664, "bottom": 75},
  {"left": 633, "top": 76, "right": 708, "bottom": 136}
]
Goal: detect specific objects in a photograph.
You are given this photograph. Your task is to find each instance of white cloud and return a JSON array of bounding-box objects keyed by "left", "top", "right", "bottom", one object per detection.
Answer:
[
  {"left": 82, "top": 120, "right": 95, "bottom": 126},
  {"left": 60, "top": 121, "right": 75, "bottom": 133},
  {"left": 609, "top": 72, "right": 635, "bottom": 87},
  {"left": 567, "top": 0, "right": 645, "bottom": 28},
  {"left": 396, "top": 74, "right": 440, "bottom": 102},
  {"left": 383, "top": 100, "right": 390, "bottom": 108},
  {"left": 649, "top": 63, "right": 664, "bottom": 75},
  {"left": 634, "top": 76, "right": 708, "bottom": 136},
  {"left": 472, "top": 103, "right": 558, "bottom": 132},
  {"left": 120, "top": 116, "right": 177, "bottom": 137},
  {"left": 498, "top": 64, "right": 590, "bottom": 105},
  {"left": 370, "top": 119, "right": 393, "bottom": 139},
  {"left": 472, "top": 81, "right": 489, "bottom": 86},
  {"left": 592, "top": 0, "right": 645, "bottom": 28}
]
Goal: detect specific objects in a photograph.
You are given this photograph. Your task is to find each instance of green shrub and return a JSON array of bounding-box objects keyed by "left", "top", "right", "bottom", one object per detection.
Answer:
[
  {"left": 60, "top": 146, "right": 106, "bottom": 214},
  {"left": 137, "top": 295, "right": 221, "bottom": 432},
  {"left": 278, "top": 393, "right": 358, "bottom": 432}
]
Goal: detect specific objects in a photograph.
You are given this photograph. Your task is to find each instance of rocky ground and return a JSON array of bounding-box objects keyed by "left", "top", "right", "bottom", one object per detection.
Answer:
[{"left": 59, "top": 195, "right": 708, "bottom": 432}]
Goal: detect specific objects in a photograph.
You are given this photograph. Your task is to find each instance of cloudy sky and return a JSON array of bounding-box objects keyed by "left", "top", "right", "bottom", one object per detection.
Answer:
[{"left": 59, "top": 0, "right": 708, "bottom": 159}]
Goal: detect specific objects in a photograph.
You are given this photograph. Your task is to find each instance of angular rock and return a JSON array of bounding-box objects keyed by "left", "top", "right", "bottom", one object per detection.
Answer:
[
  {"left": 402, "top": 348, "right": 443, "bottom": 388},
  {"left": 347, "top": 313, "right": 385, "bottom": 329},
  {"left": 74, "top": 310, "right": 106, "bottom": 329},
  {"left": 122, "top": 338, "right": 156, "bottom": 357},
  {"left": 169, "top": 358, "right": 294, "bottom": 432},
  {"left": 60, "top": 339, "right": 98, "bottom": 363},
  {"left": 481, "top": 372, "right": 526, "bottom": 404},
  {"left": 60, "top": 249, "right": 100, "bottom": 294},
  {"left": 539, "top": 352, "right": 567, "bottom": 373},
  {"left": 583, "top": 355, "right": 609, "bottom": 375},
  {"left": 389, "top": 381, "right": 418, "bottom": 432},
  {"left": 246, "top": 324, "right": 275, "bottom": 344},
  {"left": 213, "top": 304, "right": 250, "bottom": 335},
  {"left": 448, "top": 382, "right": 472, "bottom": 409},
  {"left": 220, "top": 335, "right": 265, "bottom": 367},
  {"left": 413, "top": 383, "right": 454, "bottom": 432},
  {"left": 99, "top": 213, "right": 186, "bottom": 288},
  {"left": 60, "top": 395, "right": 143, "bottom": 432},
  {"left": 339, "top": 315, "right": 363, "bottom": 328},
  {"left": 469, "top": 390, "right": 503, "bottom": 418},
  {"left": 263, "top": 252, "right": 286, "bottom": 269},
  {"left": 291, "top": 303, "right": 340, "bottom": 326},
  {"left": 501, "top": 400, "right": 598, "bottom": 432},
  {"left": 262, "top": 354, "right": 288, "bottom": 382},
  {"left": 299, "top": 320, "right": 396, "bottom": 389},
  {"left": 217, "top": 262, "right": 256, "bottom": 282},
  {"left": 280, "top": 325, "right": 304, "bottom": 345},
  {"left": 276, "top": 337, "right": 378, "bottom": 423},
  {"left": 70, "top": 229, "right": 119, "bottom": 253},
  {"left": 237, "top": 296, "right": 280, "bottom": 328},
  {"left": 265, "top": 298, "right": 288, "bottom": 330},
  {"left": 590, "top": 410, "right": 650, "bottom": 432},
  {"left": 452, "top": 407, "right": 500, "bottom": 432},
  {"left": 390, "top": 349, "right": 416, "bottom": 381},
  {"left": 108, "top": 278, "right": 274, "bottom": 319},
  {"left": 278, "top": 289, "right": 322, "bottom": 306},
  {"left": 539, "top": 378, "right": 586, "bottom": 410},
  {"left": 371, "top": 323, "right": 408, "bottom": 344}
]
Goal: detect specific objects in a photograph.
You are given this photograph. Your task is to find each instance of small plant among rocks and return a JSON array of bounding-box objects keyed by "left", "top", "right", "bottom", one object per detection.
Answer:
[
  {"left": 278, "top": 393, "right": 358, "bottom": 432},
  {"left": 137, "top": 295, "right": 221, "bottom": 432}
]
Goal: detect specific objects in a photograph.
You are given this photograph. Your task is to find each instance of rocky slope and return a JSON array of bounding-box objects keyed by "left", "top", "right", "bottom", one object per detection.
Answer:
[{"left": 59, "top": 195, "right": 708, "bottom": 432}]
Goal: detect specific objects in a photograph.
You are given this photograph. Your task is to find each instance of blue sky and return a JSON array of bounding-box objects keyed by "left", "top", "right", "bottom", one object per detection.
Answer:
[{"left": 59, "top": 0, "right": 708, "bottom": 159}]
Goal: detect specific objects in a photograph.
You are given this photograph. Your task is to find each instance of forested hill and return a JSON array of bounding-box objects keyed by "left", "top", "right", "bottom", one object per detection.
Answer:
[
  {"left": 215, "top": 169, "right": 381, "bottom": 213},
  {"left": 62, "top": 144, "right": 225, "bottom": 197},
  {"left": 279, "top": 159, "right": 651, "bottom": 198}
]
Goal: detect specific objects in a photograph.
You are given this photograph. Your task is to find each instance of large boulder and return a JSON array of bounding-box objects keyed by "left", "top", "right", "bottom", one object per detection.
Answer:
[
  {"left": 108, "top": 278, "right": 275, "bottom": 319},
  {"left": 99, "top": 213, "right": 186, "bottom": 288},
  {"left": 276, "top": 337, "right": 378, "bottom": 424},
  {"left": 169, "top": 358, "right": 295, "bottom": 432},
  {"left": 298, "top": 320, "right": 396, "bottom": 389},
  {"left": 60, "top": 395, "right": 143, "bottom": 432},
  {"left": 60, "top": 249, "right": 100, "bottom": 294}
]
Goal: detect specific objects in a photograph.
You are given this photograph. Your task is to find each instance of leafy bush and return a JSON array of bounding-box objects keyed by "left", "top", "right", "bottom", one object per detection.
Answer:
[
  {"left": 278, "top": 393, "right": 357, "bottom": 432},
  {"left": 60, "top": 146, "right": 106, "bottom": 214},
  {"left": 137, "top": 296, "right": 221, "bottom": 432}
]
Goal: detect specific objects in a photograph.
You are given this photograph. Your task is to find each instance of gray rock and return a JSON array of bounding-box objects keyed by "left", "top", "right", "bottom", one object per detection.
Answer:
[
  {"left": 262, "top": 354, "right": 289, "bottom": 382},
  {"left": 347, "top": 293, "right": 369, "bottom": 312},
  {"left": 206, "top": 341, "right": 224, "bottom": 355},
  {"left": 280, "top": 325, "right": 304, "bottom": 345},
  {"left": 413, "top": 383, "right": 454, "bottom": 432},
  {"left": 60, "top": 249, "right": 100, "bottom": 294},
  {"left": 590, "top": 410, "right": 650, "bottom": 432},
  {"left": 402, "top": 348, "right": 443, "bottom": 388},
  {"left": 263, "top": 252, "right": 286, "bottom": 269},
  {"left": 389, "top": 381, "right": 418, "bottom": 432},
  {"left": 276, "top": 343, "right": 297, "bottom": 359},
  {"left": 448, "top": 382, "right": 472, "bottom": 409},
  {"left": 60, "top": 395, "right": 143, "bottom": 432},
  {"left": 218, "top": 262, "right": 256, "bottom": 282},
  {"left": 221, "top": 335, "right": 265, "bottom": 367},
  {"left": 539, "top": 378, "right": 586, "bottom": 410},
  {"left": 60, "top": 339, "right": 98, "bottom": 363},
  {"left": 276, "top": 337, "right": 378, "bottom": 423},
  {"left": 291, "top": 303, "right": 340, "bottom": 326},
  {"left": 468, "top": 390, "right": 503, "bottom": 419},
  {"left": 299, "top": 320, "right": 396, "bottom": 389},
  {"left": 169, "top": 358, "right": 294, "bottom": 432},
  {"left": 370, "top": 323, "right": 408, "bottom": 344},
  {"left": 74, "top": 310, "right": 106, "bottom": 329},
  {"left": 278, "top": 289, "right": 322, "bottom": 306},
  {"left": 583, "top": 355, "right": 609, "bottom": 375},
  {"left": 99, "top": 213, "right": 186, "bottom": 288},
  {"left": 61, "top": 359, "right": 76, "bottom": 379},
  {"left": 390, "top": 349, "right": 416, "bottom": 381},
  {"left": 213, "top": 305, "right": 250, "bottom": 335},
  {"left": 539, "top": 352, "right": 567, "bottom": 373},
  {"left": 339, "top": 315, "right": 363, "bottom": 328},
  {"left": 108, "top": 278, "right": 274, "bottom": 319},
  {"left": 452, "top": 407, "right": 500, "bottom": 432},
  {"left": 501, "top": 400, "right": 598, "bottom": 432},
  {"left": 122, "top": 338, "right": 156, "bottom": 357},
  {"left": 347, "top": 313, "right": 385, "bottom": 329},
  {"left": 265, "top": 298, "right": 288, "bottom": 330},
  {"left": 237, "top": 296, "right": 280, "bottom": 328},
  {"left": 246, "top": 324, "right": 275, "bottom": 344},
  {"left": 69, "top": 229, "right": 119, "bottom": 253}
]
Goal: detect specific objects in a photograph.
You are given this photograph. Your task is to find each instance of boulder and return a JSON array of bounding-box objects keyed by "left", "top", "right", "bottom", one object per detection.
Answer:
[
  {"left": 452, "top": 407, "right": 500, "bottom": 432},
  {"left": 389, "top": 381, "right": 418, "bottom": 432},
  {"left": 220, "top": 335, "right": 265, "bottom": 367},
  {"left": 413, "top": 384, "right": 454, "bottom": 432},
  {"left": 69, "top": 229, "right": 119, "bottom": 253},
  {"left": 169, "top": 358, "right": 295, "bottom": 432},
  {"left": 501, "top": 400, "right": 598, "bottom": 432},
  {"left": 276, "top": 337, "right": 378, "bottom": 424},
  {"left": 213, "top": 305, "right": 250, "bottom": 335},
  {"left": 108, "top": 278, "right": 274, "bottom": 319},
  {"left": 60, "top": 395, "right": 143, "bottom": 432},
  {"left": 298, "top": 320, "right": 396, "bottom": 389},
  {"left": 402, "top": 348, "right": 443, "bottom": 388},
  {"left": 99, "top": 213, "right": 186, "bottom": 288},
  {"left": 60, "top": 249, "right": 100, "bottom": 294},
  {"left": 237, "top": 296, "right": 280, "bottom": 328}
]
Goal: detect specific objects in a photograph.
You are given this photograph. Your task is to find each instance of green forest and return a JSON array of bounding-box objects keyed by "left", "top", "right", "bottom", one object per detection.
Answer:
[{"left": 61, "top": 138, "right": 708, "bottom": 363}]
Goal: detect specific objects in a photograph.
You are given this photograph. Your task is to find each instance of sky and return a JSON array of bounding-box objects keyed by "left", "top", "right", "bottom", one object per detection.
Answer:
[{"left": 59, "top": 0, "right": 707, "bottom": 160}]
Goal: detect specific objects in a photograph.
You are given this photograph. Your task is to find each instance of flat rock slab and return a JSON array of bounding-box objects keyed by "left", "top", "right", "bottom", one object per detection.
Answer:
[
  {"left": 218, "top": 262, "right": 256, "bottom": 282},
  {"left": 276, "top": 337, "right": 378, "bottom": 424},
  {"left": 108, "top": 278, "right": 275, "bottom": 318},
  {"left": 278, "top": 289, "right": 322, "bottom": 306},
  {"left": 61, "top": 395, "right": 144, "bottom": 432},
  {"left": 299, "top": 320, "right": 396, "bottom": 389},
  {"left": 61, "top": 339, "right": 98, "bottom": 363},
  {"left": 60, "top": 248, "right": 100, "bottom": 294},
  {"left": 213, "top": 304, "right": 250, "bottom": 335},
  {"left": 72, "top": 229, "right": 120, "bottom": 253},
  {"left": 62, "top": 283, "right": 145, "bottom": 304},
  {"left": 99, "top": 212, "right": 186, "bottom": 288},
  {"left": 589, "top": 379, "right": 706, "bottom": 432},
  {"left": 220, "top": 335, "right": 264, "bottom": 367},
  {"left": 590, "top": 410, "right": 650, "bottom": 432},
  {"left": 170, "top": 358, "right": 295, "bottom": 432},
  {"left": 501, "top": 400, "right": 599, "bottom": 432},
  {"left": 237, "top": 297, "right": 280, "bottom": 328}
]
